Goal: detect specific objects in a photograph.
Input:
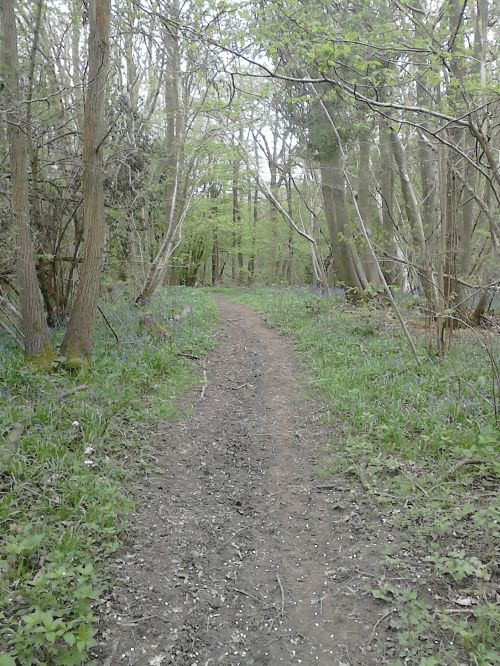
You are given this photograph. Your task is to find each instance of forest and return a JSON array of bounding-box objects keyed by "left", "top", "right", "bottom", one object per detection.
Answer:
[{"left": 0, "top": 0, "right": 499, "bottom": 664}]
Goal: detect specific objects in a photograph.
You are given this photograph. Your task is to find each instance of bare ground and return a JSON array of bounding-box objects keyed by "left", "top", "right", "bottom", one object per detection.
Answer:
[{"left": 92, "top": 298, "right": 398, "bottom": 666}]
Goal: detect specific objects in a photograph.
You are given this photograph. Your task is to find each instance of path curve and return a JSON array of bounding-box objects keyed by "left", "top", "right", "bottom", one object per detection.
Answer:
[{"left": 93, "top": 299, "right": 390, "bottom": 665}]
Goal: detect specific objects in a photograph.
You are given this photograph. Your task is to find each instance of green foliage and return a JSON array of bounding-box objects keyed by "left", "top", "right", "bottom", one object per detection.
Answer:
[
  {"left": 0, "top": 287, "right": 218, "bottom": 664},
  {"left": 426, "top": 550, "right": 490, "bottom": 583},
  {"left": 230, "top": 287, "right": 499, "bottom": 664}
]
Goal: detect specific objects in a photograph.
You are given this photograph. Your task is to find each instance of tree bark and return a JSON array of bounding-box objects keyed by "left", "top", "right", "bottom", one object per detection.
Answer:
[
  {"left": 137, "top": 0, "right": 184, "bottom": 301},
  {"left": 61, "top": 0, "right": 111, "bottom": 367},
  {"left": 357, "top": 133, "right": 379, "bottom": 285},
  {"left": 391, "top": 129, "right": 440, "bottom": 309},
  {"left": 378, "top": 114, "right": 399, "bottom": 284},
  {"left": 320, "top": 157, "right": 367, "bottom": 293},
  {"left": 1, "top": 0, "right": 53, "bottom": 367},
  {"left": 231, "top": 131, "right": 244, "bottom": 282}
]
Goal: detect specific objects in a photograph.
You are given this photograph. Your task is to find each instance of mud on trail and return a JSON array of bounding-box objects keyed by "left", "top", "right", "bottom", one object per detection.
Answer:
[{"left": 93, "top": 299, "right": 395, "bottom": 665}]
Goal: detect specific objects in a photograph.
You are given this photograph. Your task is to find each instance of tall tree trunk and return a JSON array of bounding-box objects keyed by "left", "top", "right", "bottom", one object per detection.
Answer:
[
  {"left": 61, "top": 0, "right": 111, "bottom": 367},
  {"left": 137, "top": 0, "right": 184, "bottom": 301},
  {"left": 357, "top": 133, "right": 379, "bottom": 285},
  {"left": 209, "top": 184, "right": 221, "bottom": 286},
  {"left": 377, "top": 114, "right": 399, "bottom": 284},
  {"left": 1, "top": 0, "right": 53, "bottom": 367},
  {"left": 285, "top": 174, "right": 295, "bottom": 283},
  {"left": 391, "top": 130, "right": 440, "bottom": 310},
  {"left": 247, "top": 144, "right": 260, "bottom": 284},
  {"left": 247, "top": 185, "right": 258, "bottom": 284},
  {"left": 320, "top": 157, "right": 367, "bottom": 293},
  {"left": 267, "top": 161, "right": 279, "bottom": 284},
  {"left": 231, "top": 133, "right": 243, "bottom": 282}
]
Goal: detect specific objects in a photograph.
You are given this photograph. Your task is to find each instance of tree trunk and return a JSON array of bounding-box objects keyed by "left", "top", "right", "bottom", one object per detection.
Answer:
[
  {"left": 247, "top": 186, "right": 258, "bottom": 284},
  {"left": 267, "top": 162, "right": 279, "bottom": 284},
  {"left": 231, "top": 132, "right": 243, "bottom": 282},
  {"left": 357, "top": 134, "right": 380, "bottom": 285},
  {"left": 320, "top": 157, "right": 367, "bottom": 293},
  {"left": 377, "top": 116, "right": 398, "bottom": 286},
  {"left": 136, "top": 0, "right": 184, "bottom": 301},
  {"left": 391, "top": 129, "right": 440, "bottom": 309},
  {"left": 285, "top": 174, "right": 295, "bottom": 283},
  {"left": 61, "top": 0, "right": 111, "bottom": 367},
  {"left": 1, "top": 0, "right": 53, "bottom": 368}
]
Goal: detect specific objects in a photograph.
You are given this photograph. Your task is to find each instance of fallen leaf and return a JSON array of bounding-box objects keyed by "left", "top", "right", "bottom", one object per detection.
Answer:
[
  {"left": 454, "top": 596, "right": 476, "bottom": 607},
  {"left": 149, "top": 655, "right": 167, "bottom": 666}
]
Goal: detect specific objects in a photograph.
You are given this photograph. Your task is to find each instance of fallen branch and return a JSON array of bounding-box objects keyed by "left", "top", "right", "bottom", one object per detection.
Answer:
[
  {"left": 176, "top": 351, "right": 200, "bottom": 361},
  {"left": 215, "top": 523, "right": 252, "bottom": 552},
  {"left": 230, "top": 587, "right": 266, "bottom": 605},
  {"left": 56, "top": 384, "right": 89, "bottom": 401},
  {"left": 268, "top": 575, "right": 286, "bottom": 633},
  {"left": 98, "top": 306, "right": 119, "bottom": 344},
  {"left": 276, "top": 574, "right": 285, "bottom": 616},
  {"left": 370, "top": 608, "right": 398, "bottom": 643},
  {"left": 441, "top": 458, "right": 486, "bottom": 481}
]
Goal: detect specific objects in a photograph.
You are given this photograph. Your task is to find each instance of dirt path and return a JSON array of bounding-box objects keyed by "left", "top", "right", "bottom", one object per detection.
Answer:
[{"left": 93, "top": 299, "right": 394, "bottom": 665}]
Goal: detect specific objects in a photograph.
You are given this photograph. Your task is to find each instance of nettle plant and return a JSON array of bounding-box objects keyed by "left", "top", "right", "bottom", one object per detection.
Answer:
[{"left": 426, "top": 550, "right": 490, "bottom": 583}]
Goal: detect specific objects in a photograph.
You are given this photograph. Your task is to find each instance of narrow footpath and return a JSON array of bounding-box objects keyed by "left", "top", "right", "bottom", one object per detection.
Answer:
[{"left": 93, "top": 299, "right": 394, "bottom": 665}]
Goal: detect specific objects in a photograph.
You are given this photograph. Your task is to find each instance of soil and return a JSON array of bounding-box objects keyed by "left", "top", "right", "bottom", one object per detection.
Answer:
[{"left": 92, "top": 298, "right": 397, "bottom": 666}]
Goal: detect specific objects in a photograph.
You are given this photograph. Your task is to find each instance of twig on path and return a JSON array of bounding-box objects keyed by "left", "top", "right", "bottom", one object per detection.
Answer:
[
  {"left": 315, "top": 593, "right": 328, "bottom": 615},
  {"left": 215, "top": 523, "right": 251, "bottom": 552},
  {"left": 230, "top": 586, "right": 266, "bottom": 605},
  {"left": 206, "top": 613, "right": 220, "bottom": 636},
  {"left": 264, "top": 635, "right": 282, "bottom": 649},
  {"left": 339, "top": 644, "right": 353, "bottom": 665},
  {"left": 116, "top": 613, "right": 170, "bottom": 627},
  {"left": 268, "top": 575, "right": 286, "bottom": 633},
  {"left": 277, "top": 575, "right": 285, "bottom": 616},
  {"left": 370, "top": 608, "right": 398, "bottom": 643}
]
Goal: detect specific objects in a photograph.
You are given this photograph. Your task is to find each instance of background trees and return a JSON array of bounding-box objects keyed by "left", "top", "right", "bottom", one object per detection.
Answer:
[{"left": 0, "top": 0, "right": 498, "bottom": 360}]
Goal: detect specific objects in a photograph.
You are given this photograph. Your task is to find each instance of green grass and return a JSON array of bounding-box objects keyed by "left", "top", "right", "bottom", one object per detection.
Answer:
[
  {"left": 0, "top": 287, "right": 218, "bottom": 665},
  {"left": 229, "top": 287, "right": 500, "bottom": 666}
]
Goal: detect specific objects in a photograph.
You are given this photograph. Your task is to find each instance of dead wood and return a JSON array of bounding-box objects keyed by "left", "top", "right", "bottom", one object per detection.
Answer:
[
  {"left": 441, "top": 458, "right": 486, "bottom": 481},
  {"left": 56, "top": 384, "right": 89, "bottom": 401}
]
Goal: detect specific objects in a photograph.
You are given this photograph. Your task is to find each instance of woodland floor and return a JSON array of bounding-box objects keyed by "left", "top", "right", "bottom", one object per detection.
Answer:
[{"left": 91, "top": 298, "right": 402, "bottom": 666}]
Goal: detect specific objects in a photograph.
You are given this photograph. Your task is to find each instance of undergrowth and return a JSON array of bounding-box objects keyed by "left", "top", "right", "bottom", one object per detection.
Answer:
[
  {"left": 231, "top": 287, "right": 499, "bottom": 666},
  {"left": 0, "top": 287, "right": 217, "bottom": 665}
]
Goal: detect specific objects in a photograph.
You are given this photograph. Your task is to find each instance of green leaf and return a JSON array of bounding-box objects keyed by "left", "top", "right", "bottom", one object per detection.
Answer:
[
  {"left": 64, "top": 632, "right": 76, "bottom": 647},
  {"left": 0, "top": 656, "right": 17, "bottom": 666}
]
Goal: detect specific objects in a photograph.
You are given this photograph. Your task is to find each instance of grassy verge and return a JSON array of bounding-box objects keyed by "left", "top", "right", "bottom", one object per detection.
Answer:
[
  {"left": 0, "top": 287, "right": 218, "bottom": 665},
  {"left": 230, "top": 287, "right": 499, "bottom": 666}
]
